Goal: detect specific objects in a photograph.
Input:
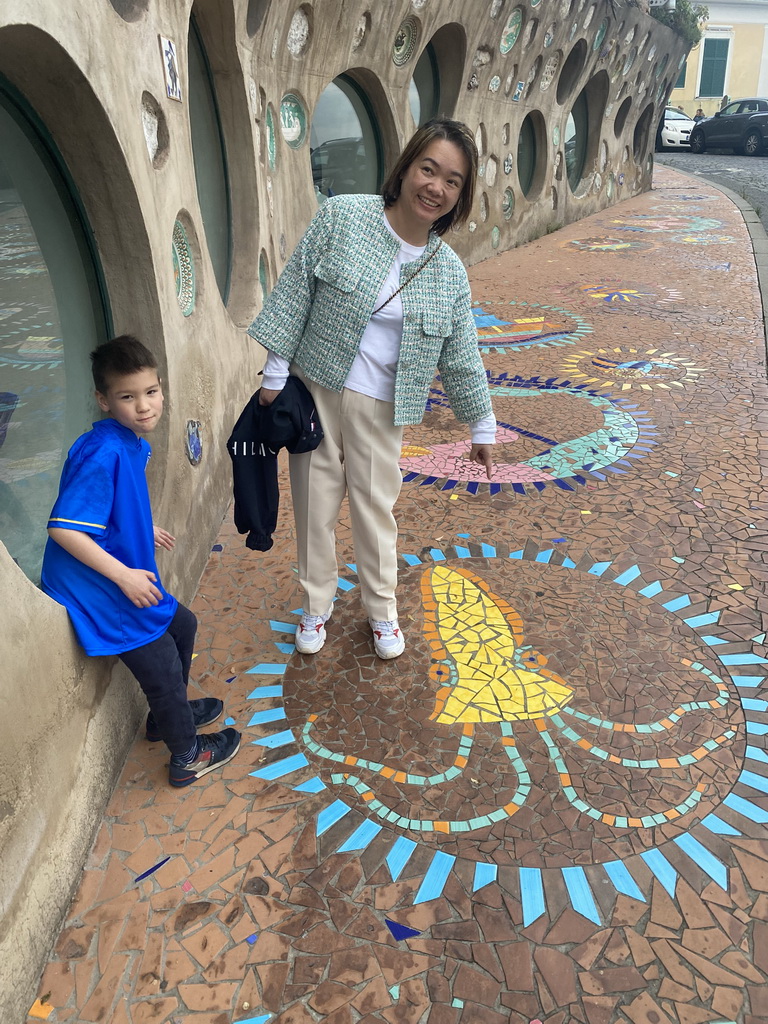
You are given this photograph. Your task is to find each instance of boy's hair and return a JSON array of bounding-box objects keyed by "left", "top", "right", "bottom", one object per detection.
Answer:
[
  {"left": 90, "top": 335, "right": 158, "bottom": 394},
  {"left": 381, "top": 117, "right": 478, "bottom": 236}
]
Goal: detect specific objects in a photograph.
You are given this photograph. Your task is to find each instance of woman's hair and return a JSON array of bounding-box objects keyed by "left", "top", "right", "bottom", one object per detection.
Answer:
[{"left": 381, "top": 118, "right": 478, "bottom": 236}]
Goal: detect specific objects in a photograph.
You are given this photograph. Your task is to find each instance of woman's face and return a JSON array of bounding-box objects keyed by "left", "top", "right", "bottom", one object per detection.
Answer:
[{"left": 395, "top": 138, "right": 470, "bottom": 233}]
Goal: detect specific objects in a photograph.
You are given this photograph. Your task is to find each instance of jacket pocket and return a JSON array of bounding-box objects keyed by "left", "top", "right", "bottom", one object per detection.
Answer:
[
  {"left": 314, "top": 257, "right": 361, "bottom": 292},
  {"left": 421, "top": 308, "right": 453, "bottom": 339}
]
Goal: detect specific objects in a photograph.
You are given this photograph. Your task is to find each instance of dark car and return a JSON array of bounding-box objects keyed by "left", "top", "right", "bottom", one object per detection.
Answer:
[{"left": 689, "top": 98, "right": 768, "bottom": 156}]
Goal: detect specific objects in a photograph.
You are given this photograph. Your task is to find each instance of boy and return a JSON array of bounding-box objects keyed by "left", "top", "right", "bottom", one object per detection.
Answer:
[{"left": 41, "top": 336, "right": 240, "bottom": 787}]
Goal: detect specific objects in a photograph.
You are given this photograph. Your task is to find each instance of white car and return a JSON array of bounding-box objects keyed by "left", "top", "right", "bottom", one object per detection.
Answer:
[{"left": 655, "top": 108, "right": 695, "bottom": 150}]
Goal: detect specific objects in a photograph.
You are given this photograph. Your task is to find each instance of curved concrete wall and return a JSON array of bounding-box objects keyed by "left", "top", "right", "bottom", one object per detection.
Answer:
[{"left": 0, "top": 0, "right": 686, "bottom": 1017}]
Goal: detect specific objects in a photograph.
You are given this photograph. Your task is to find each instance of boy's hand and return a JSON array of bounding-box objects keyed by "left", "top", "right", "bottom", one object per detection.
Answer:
[
  {"left": 117, "top": 568, "right": 163, "bottom": 608},
  {"left": 154, "top": 526, "right": 176, "bottom": 550}
]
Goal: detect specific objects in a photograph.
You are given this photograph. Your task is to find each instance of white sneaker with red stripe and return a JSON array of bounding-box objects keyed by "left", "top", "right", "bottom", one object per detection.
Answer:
[
  {"left": 295, "top": 607, "right": 332, "bottom": 654},
  {"left": 370, "top": 619, "right": 405, "bottom": 659}
]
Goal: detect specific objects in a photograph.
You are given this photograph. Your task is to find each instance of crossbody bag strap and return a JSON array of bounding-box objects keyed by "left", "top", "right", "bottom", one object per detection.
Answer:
[{"left": 371, "top": 240, "right": 443, "bottom": 316}]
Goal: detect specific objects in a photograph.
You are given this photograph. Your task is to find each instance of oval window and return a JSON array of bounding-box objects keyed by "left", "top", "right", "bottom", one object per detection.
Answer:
[
  {"left": 517, "top": 113, "right": 537, "bottom": 196},
  {"left": 188, "top": 17, "right": 232, "bottom": 302},
  {"left": 409, "top": 42, "right": 439, "bottom": 126},
  {"left": 565, "top": 89, "right": 588, "bottom": 189},
  {"left": 0, "top": 82, "right": 107, "bottom": 582},
  {"left": 310, "top": 75, "right": 382, "bottom": 200}
]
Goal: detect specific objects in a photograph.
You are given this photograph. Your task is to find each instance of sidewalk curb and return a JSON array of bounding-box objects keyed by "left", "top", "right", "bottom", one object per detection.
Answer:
[{"left": 662, "top": 172, "right": 768, "bottom": 361}]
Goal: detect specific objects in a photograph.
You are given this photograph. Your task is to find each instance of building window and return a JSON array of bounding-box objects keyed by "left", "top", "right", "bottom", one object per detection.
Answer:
[
  {"left": 699, "top": 37, "right": 729, "bottom": 98},
  {"left": 188, "top": 17, "right": 232, "bottom": 302},
  {"left": 565, "top": 89, "right": 588, "bottom": 190},
  {"left": 517, "top": 114, "right": 537, "bottom": 196},
  {"left": 675, "top": 60, "right": 687, "bottom": 90},
  {"left": 0, "top": 82, "right": 107, "bottom": 583},
  {"left": 409, "top": 43, "right": 439, "bottom": 126},
  {"left": 310, "top": 75, "right": 382, "bottom": 200}
]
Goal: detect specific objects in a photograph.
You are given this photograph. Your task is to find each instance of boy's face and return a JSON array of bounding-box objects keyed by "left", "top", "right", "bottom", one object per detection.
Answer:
[{"left": 96, "top": 368, "right": 164, "bottom": 436}]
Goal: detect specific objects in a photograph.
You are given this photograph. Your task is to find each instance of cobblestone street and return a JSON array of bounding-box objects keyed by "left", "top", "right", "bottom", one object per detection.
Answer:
[{"left": 27, "top": 166, "right": 768, "bottom": 1024}]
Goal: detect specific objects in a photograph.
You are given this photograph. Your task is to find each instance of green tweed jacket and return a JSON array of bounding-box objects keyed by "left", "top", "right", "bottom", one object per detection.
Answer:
[{"left": 247, "top": 194, "right": 493, "bottom": 427}]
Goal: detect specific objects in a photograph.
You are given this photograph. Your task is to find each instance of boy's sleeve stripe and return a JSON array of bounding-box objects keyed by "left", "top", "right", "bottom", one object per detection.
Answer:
[{"left": 48, "top": 517, "right": 107, "bottom": 529}]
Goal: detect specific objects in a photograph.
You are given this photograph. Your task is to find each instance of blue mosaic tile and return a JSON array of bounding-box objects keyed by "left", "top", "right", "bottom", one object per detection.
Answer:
[
  {"left": 519, "top": 866, "right": 546, "bottom": 927},
  {"left": 414, "top": 851, "right": 456, "bottom": 905}
]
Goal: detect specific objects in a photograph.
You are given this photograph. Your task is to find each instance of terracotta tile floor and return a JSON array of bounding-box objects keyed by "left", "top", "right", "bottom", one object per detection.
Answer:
[{"left": 29, "top": 167, "right": 768, "bottom": 1024}]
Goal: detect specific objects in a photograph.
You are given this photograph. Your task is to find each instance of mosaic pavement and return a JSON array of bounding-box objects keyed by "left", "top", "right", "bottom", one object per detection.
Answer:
[{"left": 28, "top": 167, "right": 768, "bottom": 1024}]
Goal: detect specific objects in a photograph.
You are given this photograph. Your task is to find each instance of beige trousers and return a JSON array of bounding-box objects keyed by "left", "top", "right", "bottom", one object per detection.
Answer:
[{"left": 289, "top": 372, "right": 404, "bottom": 620}]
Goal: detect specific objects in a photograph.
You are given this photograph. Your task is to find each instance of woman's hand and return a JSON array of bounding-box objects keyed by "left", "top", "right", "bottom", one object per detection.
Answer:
[
  {"left": 469, "top": 444, "right": 494, "bottom": 480},
  {"left": 259, "top": 388, "right": 282, "bottom": 407}
]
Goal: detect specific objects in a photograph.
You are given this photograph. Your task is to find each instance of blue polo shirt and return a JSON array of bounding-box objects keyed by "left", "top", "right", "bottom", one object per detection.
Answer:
[{"left": 41, "top": 418, "right": 177, "bottom": 655}]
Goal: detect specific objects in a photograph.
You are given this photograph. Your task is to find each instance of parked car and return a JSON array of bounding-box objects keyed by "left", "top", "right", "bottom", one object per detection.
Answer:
[
  {"left": 688, "top": 98, "right": 768, "bottom": 156},
  {"left": 655, "top": 107, "right": 695, "bottom": 151}
]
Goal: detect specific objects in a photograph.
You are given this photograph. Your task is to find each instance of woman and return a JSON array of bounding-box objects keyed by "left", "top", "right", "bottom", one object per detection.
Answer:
[{"left": 248, "top": 118, "right": 496, "bottom": 659}]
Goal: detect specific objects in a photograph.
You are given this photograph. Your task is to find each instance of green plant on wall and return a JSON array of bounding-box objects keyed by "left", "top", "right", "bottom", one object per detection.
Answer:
[{"left": 651, "top": 0, "right": 709, "bottom": 47}]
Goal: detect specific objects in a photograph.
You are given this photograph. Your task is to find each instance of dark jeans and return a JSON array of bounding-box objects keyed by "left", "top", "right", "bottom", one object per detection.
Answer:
[{"left": 119, "top": 603, "right": 197, "bottom": 756}]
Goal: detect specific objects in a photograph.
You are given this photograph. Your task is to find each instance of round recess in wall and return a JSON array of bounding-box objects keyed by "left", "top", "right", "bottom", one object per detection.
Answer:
[
  {"left": 551, "top": 185, "right": 558, "bottom": 210},
  {"left": 502, "top": 122, "right": 510, "bottom": 145},
  {"left": 540, "top": 51, "right": 561, "bottom": 91},
  {"left": 279, "top": 93, "right": 307, "bottom": 147},
  {"left": 656, "top": 53, "right": 669, "bottom": 79},
  {"left": 393, "top": 15, "right": 420, "bottom": 65},
  {"left": 480, "top": 192, "right": 489, "bottom": 222},
  {"left": 583, "top": 4, "right": 596, "bottom": 29},
  {"left": 491, "top": 0, "right": 505, "bottom": 17},
  {"left": 266, "top": 105, "right": 277, "bottom": 168},
  {"left": 504, "top": 68, "right": 519, "bottom": 95},
  {"left": 185, "top": 421, "right": 203, "bottom": 466},
  {"left": 500, "top": 7, "right": 523, "bottom": 52},
  {"left": 486, "top": 155, "right": 498, "bottom": 186},
  {"left": 553, "top": 124, "right": 561, "bottom": 147},
  {"left": 522, "top": 18, "right": 539, "bottom": 50},
  {"left": 491, "top": 225, "right": 501, "bottom": 248},
  {"left": 476, "top": 122, "right": 488, "bottom": 157},
  {"left": 279, "top": 233, "right": 287, "bottom": 261},
  {"left": 607, "top": 172, "right": 615, "bottom": 198},
  {"left": 614, "top": 96, "right": 632, "bottom": 136},
  {"left": 502, "top": 187, "right": 515, "bottom": 219},
  {"left": 489, "top": 74, "right": 501, "bottom": 92},
  {"left": 141, "top": 92, "right": 169, "bottom": 169},
  {"left": 353, "top": 12, "right": 371, "bottom": 49},
  {"left": 623, "top": 46, "right": 638, "bottom": 76},
  {"left": 247, "top": 0, "right": 269, "bottom": 36},
  {"left": 259, "top": 250, "right": 269, "bottom": 302},
  {"left": 525, "top": 56, "right": 542, "bottom": 97},
  {"left": 556, "top": 38, "right": 586, "bottom": 103},
  {"left": 172, "top": 218, "right": 196, "bottom": 317},
  {"left": 287, "top": 6, "right": 311, "bottom": 56},
  {"left": 624, "top": 25, "right": 637, "bottom": 47},
  {"left": 504, "top": 151, "right": 513, "bottom": 174},
  {"left": 109, "top": 0, "right": 148, "bottom": 21},
  {"left": 543, "top": 24, "right": 556, "bottom": 47},
  {"left": 593, "top": 18, "right": 607, "bottom": 51},
  {"left": 646, "top": 42, "right": 657, "bottom": 62}
]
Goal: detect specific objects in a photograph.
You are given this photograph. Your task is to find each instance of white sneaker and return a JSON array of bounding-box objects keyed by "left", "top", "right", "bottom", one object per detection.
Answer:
[
  {"left": 295, "top": 608, "right": 332, "bottom": 654},
  {"left": 370, "top": 619, "right": 405, "bottom": 659}
]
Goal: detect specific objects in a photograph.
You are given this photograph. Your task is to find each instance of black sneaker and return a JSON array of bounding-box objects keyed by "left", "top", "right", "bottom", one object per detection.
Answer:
[
  {"left": 168, "top": 728, "right": 241, "bottom": 788},
  {"left": 146, "top": 697, "right": 224, "bottom": 742}
]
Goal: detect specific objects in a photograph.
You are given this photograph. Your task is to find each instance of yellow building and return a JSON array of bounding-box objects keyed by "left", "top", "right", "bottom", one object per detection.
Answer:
[{"left": 670, "top": 0, "right": 768, "bottom": 116}]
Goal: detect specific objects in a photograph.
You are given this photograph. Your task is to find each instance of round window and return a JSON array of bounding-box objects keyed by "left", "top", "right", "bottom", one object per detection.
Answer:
[{"left": 310, "top": 76, "right": 381, "bottom": 199}]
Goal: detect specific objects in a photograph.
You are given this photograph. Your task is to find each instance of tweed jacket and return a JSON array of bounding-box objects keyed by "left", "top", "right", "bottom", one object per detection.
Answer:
[{"left": 247, "top": 194, "right": 493, "bottom": 427}]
